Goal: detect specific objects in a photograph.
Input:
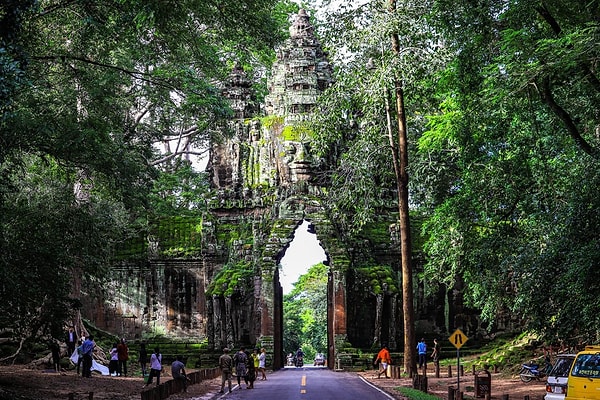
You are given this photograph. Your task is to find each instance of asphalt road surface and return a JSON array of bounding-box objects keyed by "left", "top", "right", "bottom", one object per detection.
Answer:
[{"left": 212, "top": 365, "right": 395, "bottom": 400}]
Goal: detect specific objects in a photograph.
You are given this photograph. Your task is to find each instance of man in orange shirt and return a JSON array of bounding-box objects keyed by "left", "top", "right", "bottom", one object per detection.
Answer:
[{"left": 375, "top": 344, "right": 391, "bottom": 378}]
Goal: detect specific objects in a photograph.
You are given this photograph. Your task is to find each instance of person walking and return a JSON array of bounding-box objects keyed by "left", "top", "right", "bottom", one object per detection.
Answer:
[
  {"left": 374, "top": 344, "right": 391, "bottom": 378},
  {"left": 233, "top": 347, "right": 248, "bottom": 389},
  {"left": 258, "top": 348, "right": 267, "bottom": 380},
  {"left": 143, "top": 347, "right": 162, "bottom": 388},
  {"left": 171, "top": 355, "right": 189, "bottom": 393},
  {"left": 417, "top": 338, "right": 427, "bottom": 369},
  {"left": 81, "top": 335, "right": 95, "bottom": 378},
  {"left": 139, "top": 342, "right": 148, "bottom": 377},
  {"left": 218, "top": 347, "right": 233, "bottom": 394},
  {"left": 117, "top": 338, "right": 129, "bottom": 376}
]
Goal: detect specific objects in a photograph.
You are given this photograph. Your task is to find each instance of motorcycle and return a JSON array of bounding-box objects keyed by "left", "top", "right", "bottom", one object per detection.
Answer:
[
  {"left": 519, "top": 362, "right": 550, "bottom": 382},
  {"left": 295, "top": 355, "right": 304, "bottom": 367},
  {"left": 287, "top": 354, "right": 295, "bottom": 366}
]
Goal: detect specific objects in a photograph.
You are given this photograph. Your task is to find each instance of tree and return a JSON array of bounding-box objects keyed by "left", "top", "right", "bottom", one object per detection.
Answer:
[
  {"left": 0, "top": 0, "right": 295, "bottom": 356},
  {"left": 283, "top": 263, "right": 328, "bottom": 360},
  {"left": 0, "top": 157, "right": 132, "bottom": 361},
  {"left": 418, "top": 0, "right": 600, "bottom": 343},
  {"left": 311, "top": 0, "right": 448, "bottom": 374}
]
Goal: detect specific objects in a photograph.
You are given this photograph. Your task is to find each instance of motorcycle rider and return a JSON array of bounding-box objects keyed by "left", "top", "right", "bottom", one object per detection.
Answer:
[{"left": 295, "top": 348, "right": 304, "bottom": 367}]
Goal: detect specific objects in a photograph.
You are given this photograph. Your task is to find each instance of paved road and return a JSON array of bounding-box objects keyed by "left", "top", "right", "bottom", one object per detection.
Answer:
[{"left": 212, "top": 366, "right": 394, "bottom": 400}]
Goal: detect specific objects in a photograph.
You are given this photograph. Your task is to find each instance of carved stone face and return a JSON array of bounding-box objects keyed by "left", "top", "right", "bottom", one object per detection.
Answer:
[{"left": 285, "top": 141, "right": 312, "bottom": 181}]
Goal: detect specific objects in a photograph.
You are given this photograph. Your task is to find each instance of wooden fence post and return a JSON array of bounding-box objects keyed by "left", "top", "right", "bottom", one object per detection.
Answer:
[{"left": 448, "top": 386, "right": 455, "bottom": 400}]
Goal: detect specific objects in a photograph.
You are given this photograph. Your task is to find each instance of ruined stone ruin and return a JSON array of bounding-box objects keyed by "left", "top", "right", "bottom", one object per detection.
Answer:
[{"left": 83, "top": 10, "right": 495, "bottom": 369}]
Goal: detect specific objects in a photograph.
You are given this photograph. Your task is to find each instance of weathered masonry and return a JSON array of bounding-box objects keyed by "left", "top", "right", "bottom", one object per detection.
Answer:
[{"left": 83, "top": 10, "right": 501, "bottom": 369}]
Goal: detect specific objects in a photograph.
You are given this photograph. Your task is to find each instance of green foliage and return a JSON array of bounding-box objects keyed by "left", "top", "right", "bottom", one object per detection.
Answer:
[
  {"left": 206, "top": 261, "right": 254, "bottom": 297},
  {"left": 149, "top": 164, "right": 211, "bottom": 217},
  {"left": 280, "top": 124, "right": 312, "bottom": 142},
  {"left": 355, "top": 265, "right": 398, "bottom": 295},
  {"left": 283, "top": 263, "right": 328, "bottom": 358},
  {"left": 0, "top": 0, "right": 290, "bottom": 353},
  {"left": 420, "top": 0, "right": 600, "bottom": 343},
  {"left": 311, "top": 0, "right": 600, "bottom": 345},
  {"left": 260, "top": 115, "right": 285, "bottom": 130},
  {"left": 0, "top": 157, "right": 132, "bottom": 345}
]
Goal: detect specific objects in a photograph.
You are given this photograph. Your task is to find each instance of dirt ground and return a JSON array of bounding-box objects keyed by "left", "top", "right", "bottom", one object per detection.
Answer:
[
  {"left": 358, "top": 368, "right": 548, "bottom": 400},
  {"left": 0, "top": 364, "right": 548, "bottom": 400}
]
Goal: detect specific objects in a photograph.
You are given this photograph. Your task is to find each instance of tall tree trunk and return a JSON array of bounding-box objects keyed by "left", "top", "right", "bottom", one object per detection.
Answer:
[
  {"left": 374, "top": 293, "right": 383, "bottom": 346},
  {"left": 386, "top": 0, "right": 417, "bottom": 377}
]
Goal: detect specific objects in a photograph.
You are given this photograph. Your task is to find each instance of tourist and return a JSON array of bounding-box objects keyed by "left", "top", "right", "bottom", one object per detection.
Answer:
[
  {"left": 139, "top": 342, "right": 148, "bottom": 377},
  {"left": 109, "top": 342, "right": 119, "bottom": 376},
  {"left": 432, "top": 338, "right": 441, "bottom": 367},
  {"left": 375, "top": 344, "right": 391, "bottom": 378},
  {"left": 233, "top": 347, "right": 248, "bottom": 388},
  {"left": 65, "top": 327, "right": 77, "bottom": 356},
  {"left": 171, "top": 355, "right": 189, "bottom": 392},
  {"left": 49, "top": 340, "right": 60, "bottom": 373},
  {"left": 81, "top": 335, "right": 95, "bottom": 378},
  {"left": 245, "top": 348, "right": 257, "bottom": 389},
  {"left": 143, "top": 347, "right": 162, "bottom": 388},
  {"left": 417, "top": 338, "right": 427, "bottom": 369},
  {"left": 258, "top": 348, "right": 267, "bottom": 380},
  {"left": 218, "top": 347, "right": 233, "bottom": 394},
  {"left": 117, "top": 338, "right": 129, "bottom": 376}
]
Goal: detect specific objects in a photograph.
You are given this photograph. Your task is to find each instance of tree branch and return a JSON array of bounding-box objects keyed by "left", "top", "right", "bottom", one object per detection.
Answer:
[
  {"left": 39, "top": 0, "right": 79, "bottom": 17},
  {"left": 31, "top": 55, "right": 179, "bottom": 92},
  {"left": 0, "top": 337, "right": 25, "bottom": 364},
  {"left": 538, "top": 76, "right": 597, "bottom": 157},
  {"left": 535, "top": 4, "right": 600, "bottom": 93},
  {"left": 151, "top": 149, "right": 209, "bottom": 166}
]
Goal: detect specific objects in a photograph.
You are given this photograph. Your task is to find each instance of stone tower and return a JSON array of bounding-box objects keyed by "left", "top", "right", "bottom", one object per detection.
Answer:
[
  {"left": 265, "top": 8, "right": 333, "bottom": 122},
  {"left": 205, "top": 9, "right": 345, "bottom": 368},
  {"left": 209, "top": 8, "right": 333, "bottom": 191}
]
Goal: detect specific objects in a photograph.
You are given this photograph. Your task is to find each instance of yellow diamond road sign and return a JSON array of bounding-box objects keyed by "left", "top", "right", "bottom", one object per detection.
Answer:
[{"left": 449, "top": 329, "right": 468, "bottom": 349}]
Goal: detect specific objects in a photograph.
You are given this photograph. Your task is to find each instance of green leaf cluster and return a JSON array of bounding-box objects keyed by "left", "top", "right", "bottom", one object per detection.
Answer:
[
  {"left": 312, "top": 0, "right": 600, "bottom": 344},
  {"left": 355, "top": 265, "right": 398, "bottom": 295},
  {"left": 283, "top": 263, "right": 328, "bottom": 359},
  {"left": 206, "top": 261, "right": 254, "bottom": 297}
]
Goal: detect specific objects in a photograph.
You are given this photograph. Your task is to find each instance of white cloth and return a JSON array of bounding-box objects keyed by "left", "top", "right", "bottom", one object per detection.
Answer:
[
  {"left": 259, "top": 353, "right": 266, "bottom": 368},
  {"left": 69, "top": 349, "right": 79, "bottom": 364},
  {"left": 69, "top": 349, "right": 109, "bottom": 376}
]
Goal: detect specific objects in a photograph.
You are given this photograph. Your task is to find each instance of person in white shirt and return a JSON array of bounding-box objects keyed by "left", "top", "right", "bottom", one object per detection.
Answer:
[
  {"left": 258, "top": 348, "right": 267, "bottom": 380},
  {"left": 143, "top": 347, "right": 162, "bottom": 388},
  {"left": 109, "top": 342, "right": 119, "bottom": 376}
]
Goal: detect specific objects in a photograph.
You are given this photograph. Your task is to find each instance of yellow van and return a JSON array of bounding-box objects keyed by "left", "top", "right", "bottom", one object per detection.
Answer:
[{"left": 566, "top": 346, "right": 600, "bottom": 400}]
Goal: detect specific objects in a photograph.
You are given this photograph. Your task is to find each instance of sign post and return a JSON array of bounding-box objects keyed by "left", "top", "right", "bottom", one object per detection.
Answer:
[{"left": 449, "top": 329, "right": 468, "bottom": 392}]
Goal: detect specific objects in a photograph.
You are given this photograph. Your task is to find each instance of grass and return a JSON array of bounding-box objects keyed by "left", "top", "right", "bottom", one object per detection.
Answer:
[{"left": 396, "top": 387, "right": 446, "bottom": 400}]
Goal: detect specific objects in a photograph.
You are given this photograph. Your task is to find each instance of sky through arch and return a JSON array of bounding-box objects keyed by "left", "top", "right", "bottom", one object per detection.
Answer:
[{"left": 279, "top": 220, "right": 327, "bottom": 294}]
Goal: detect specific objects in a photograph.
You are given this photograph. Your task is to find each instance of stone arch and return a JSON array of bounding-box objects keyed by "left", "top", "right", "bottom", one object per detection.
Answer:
[
  {"left": 272, "top": 219, "right": 329, "bottom": 369},
  {"left": 252, "top": 195, "right": 349, "bottom": 370}
]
